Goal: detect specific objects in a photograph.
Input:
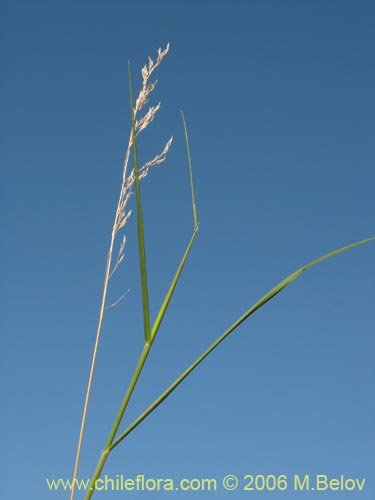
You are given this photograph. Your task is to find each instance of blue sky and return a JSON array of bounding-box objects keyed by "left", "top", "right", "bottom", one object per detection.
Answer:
[{"left": 1, "top": 0, "right": 374, "bottom": 499}]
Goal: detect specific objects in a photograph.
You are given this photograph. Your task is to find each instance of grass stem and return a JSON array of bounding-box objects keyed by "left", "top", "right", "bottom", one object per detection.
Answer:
[{"left": 83, "top": 341, "right": 152, "bottom": 500}]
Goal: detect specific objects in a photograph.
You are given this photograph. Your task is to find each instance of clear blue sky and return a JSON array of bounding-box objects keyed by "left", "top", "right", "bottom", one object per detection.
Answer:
[{"left": 1, "top": 1, "right": 374, "bottom": 499}]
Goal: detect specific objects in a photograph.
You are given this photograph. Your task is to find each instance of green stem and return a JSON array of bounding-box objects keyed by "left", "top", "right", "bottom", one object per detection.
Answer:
[
  {"left": 83, "top": 450, "right": 109, "bottom": 500},
  {"left": 83, "top": 342, "right": 152, "bottom": 500},
  {"left": 105, "top": 342, "right": 152, "bottom": 448}
]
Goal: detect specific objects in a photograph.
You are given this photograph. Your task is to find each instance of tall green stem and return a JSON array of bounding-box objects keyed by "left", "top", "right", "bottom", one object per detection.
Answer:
[
  {"left": 83, "top": 341, "right": 152, "bottom": 500},
  {"left": 105, "top": 342, "right": 152, "bottom": 448}
]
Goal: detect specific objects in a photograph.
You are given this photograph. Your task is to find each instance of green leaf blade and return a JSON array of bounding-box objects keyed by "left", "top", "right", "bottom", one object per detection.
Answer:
[
  {"left": 128, "top": 62, "right": 151, "bottom": 343},
  {"left": 181, "top": 111, "right": 198, "bottom": 229},
  {"left": 149, "top": 112, "right": 199, "bottom": 342}
]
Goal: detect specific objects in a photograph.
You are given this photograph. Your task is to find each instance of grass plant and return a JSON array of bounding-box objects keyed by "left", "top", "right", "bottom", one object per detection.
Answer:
[{"left": 70, "top": 45, "right": 374, "bottom": 500}]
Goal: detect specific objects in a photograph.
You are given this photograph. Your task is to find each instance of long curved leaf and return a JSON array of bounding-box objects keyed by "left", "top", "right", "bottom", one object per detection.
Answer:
[{"left": 110, "top": 235, "right": 374, "bottom": 450}]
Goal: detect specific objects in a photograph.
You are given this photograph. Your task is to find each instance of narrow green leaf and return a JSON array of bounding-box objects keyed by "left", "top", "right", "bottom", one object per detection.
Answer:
[
  {"left": 128, "top": 62, "right": 151, "bottom": 343},
  {"left": 151, "top": 229, "right": 198, "bottom": 341},
  {"left": 109, "top": 236, "right": 374, "bottom": 450},
  {"left": 181, "top": 111, "right": 198, "bottom": 229},
  {"left": 149, "top": 112, "right": 199, "bottom": 341}
]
